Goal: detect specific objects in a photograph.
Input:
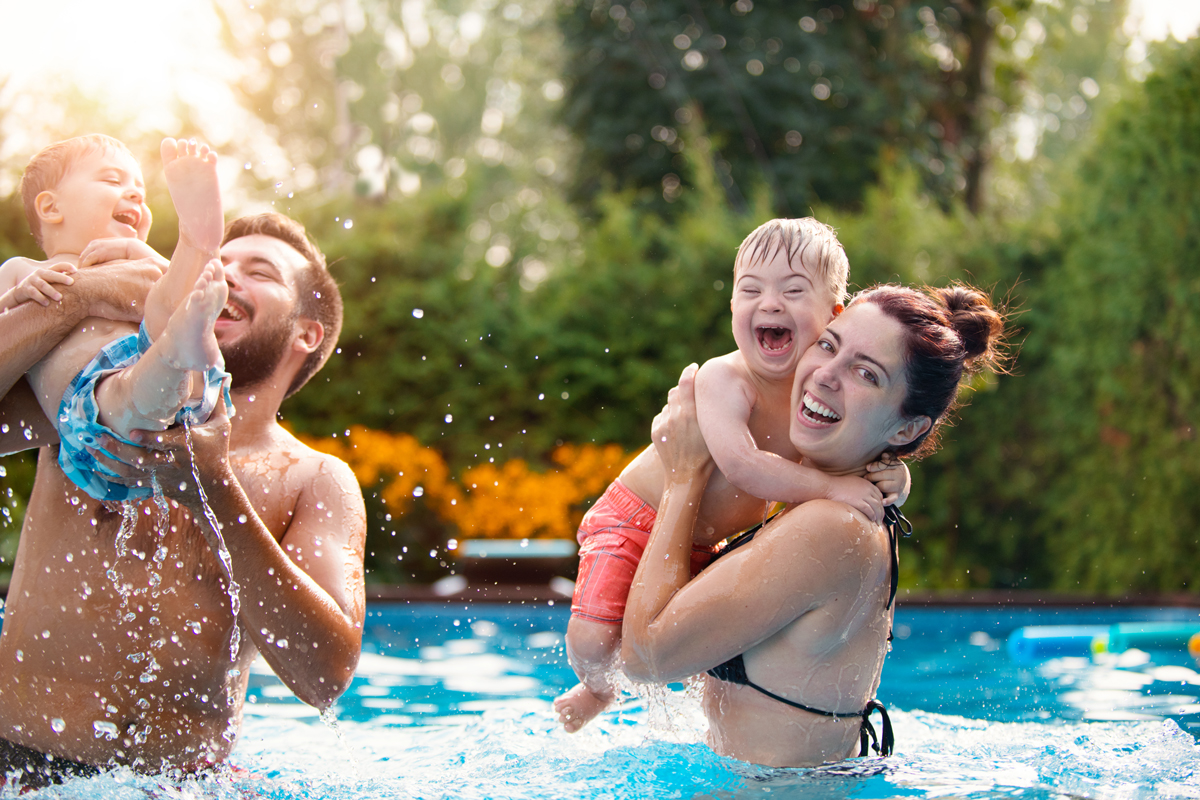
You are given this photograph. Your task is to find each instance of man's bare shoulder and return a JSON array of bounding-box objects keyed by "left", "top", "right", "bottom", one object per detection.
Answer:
[{"left": 267, "top": 425, "right": 361, "bottom": 494}]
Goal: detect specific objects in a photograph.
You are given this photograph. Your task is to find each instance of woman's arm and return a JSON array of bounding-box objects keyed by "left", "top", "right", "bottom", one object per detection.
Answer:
[{"left": 621, "top": 365, "right": 867, "bottom": 684}]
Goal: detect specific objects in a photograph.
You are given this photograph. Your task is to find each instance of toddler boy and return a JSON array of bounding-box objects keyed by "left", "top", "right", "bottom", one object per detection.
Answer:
[
  {"left": 0, "top": 134, "right": 229, "bottom": 500},
  {"left": 554, "top": 218, "right": 909, "bottom": 731}
]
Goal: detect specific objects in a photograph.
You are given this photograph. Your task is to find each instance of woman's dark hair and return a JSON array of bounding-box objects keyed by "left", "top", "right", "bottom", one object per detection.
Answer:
[{"left": 853, "top": 283, "right": 1006, "bottom": 458}]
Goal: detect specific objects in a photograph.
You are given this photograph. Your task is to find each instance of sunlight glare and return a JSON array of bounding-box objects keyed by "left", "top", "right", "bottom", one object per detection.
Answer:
[{"left": 0, "top": 0, "right": 242, "bottom": 140}]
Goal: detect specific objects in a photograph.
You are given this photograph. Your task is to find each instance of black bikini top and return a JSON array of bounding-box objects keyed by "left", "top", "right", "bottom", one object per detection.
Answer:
[{"left": 704, "top": 504, "right": 912, "bottom": 757}]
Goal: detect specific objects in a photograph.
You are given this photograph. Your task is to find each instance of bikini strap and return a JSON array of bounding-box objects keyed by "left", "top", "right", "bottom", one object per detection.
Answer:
[
  {"left": 857, "top": 700, "right": 894, "bottom": 757},
  {"left": 883, "top": 505, "right": 912, "bottom": 612}
]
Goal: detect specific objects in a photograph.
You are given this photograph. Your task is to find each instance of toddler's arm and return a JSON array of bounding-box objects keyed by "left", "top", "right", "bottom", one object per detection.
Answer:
[
  {"left": 866, "top": 457, "right": 911, "bottom": 507},
  {"left": 0, "top": 263, "right": 78, "bottom": 311},
  {"left": 694, "top": 358, "right": 884, "bottom": 524}
]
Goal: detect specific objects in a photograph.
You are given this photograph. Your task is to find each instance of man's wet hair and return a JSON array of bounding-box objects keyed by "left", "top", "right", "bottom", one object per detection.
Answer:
[
  {"left": 19, "top": 134, "right": 136, "bottom": 251},
  {"left": 734, "top": 218, "right": 850, "bottom": 304},
  {"left": 222, "top": 213, "right": 343, "bottom": 398}
]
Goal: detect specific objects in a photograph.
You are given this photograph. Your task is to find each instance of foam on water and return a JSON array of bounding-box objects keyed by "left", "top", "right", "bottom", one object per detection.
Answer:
[{"left": 9, "top": 606, "right": 1199, "bottom": 799}]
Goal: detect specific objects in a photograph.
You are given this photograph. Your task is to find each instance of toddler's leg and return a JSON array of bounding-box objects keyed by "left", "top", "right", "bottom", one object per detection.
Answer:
[
  {"left": 144, "top": 139, "right": 223, "bottom": 339},
  {"left": 94, "top": 259, "right": 228, "bottom": 437},
  {"left": 553, "top": 617, "right": 622, "bottom": 733},
  {"left": 161, "top": 137, "right": 223, "bottom": 254},
  {"left": 156, "top": 258, "right": 227, "bottom": 374}
]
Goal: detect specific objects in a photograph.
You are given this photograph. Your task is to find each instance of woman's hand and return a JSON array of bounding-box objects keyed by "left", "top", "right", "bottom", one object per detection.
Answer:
[{"left": 652, "top": 363, "right": 715, "bottom": 483}]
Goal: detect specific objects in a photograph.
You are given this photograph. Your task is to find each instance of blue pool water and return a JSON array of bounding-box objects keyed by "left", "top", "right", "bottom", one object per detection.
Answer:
[{"left": 18, "top": 603, "right": 1200, "bottom": 799}]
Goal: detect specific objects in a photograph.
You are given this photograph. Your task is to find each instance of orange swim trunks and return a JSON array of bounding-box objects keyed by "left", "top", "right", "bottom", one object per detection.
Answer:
[{"left": 571, "top": 480, "right": 714, "bottom": 624}]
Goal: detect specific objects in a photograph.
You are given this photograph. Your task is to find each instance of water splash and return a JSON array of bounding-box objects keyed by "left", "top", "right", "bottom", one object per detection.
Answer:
[{"left": 183, "top": 420, "right": 242, "bottom": 662}]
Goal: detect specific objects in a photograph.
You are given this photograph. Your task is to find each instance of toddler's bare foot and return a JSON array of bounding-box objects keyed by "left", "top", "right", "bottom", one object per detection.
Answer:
[
  {"left": 159, "top": 259, "right": 227, "bottom": 373},
  {"left": 553, "top": 683, "right": 614, "bottom": 733},
  {"left": 161, "top": 137, "right": 223, "bottom": 253}
]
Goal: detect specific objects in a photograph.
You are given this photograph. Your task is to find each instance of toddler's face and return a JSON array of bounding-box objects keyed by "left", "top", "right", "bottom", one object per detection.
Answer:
[
  {"left": 51, "top": 148, "right": 151, "bottom": 250},
  {"left": 730, "top": 248, "right": 839, "bottom": 382}
]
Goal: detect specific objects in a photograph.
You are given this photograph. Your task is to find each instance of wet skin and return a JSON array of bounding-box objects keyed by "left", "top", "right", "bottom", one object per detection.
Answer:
[
  {"left": 622, "top": 307, "right": 929, "bottom": 767},
  {"left": 0, "top": 232, "right": 366, "bottom": 771}
]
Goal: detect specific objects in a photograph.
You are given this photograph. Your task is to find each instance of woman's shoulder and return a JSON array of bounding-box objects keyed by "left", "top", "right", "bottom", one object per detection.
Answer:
[{"left": 763, "top": 500, "right": 887, "bottom": 561}]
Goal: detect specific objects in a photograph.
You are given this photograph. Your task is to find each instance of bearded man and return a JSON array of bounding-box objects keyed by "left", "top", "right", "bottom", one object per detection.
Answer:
[{"left": 0, "top": 213, "right": 365, "bottom": 784}]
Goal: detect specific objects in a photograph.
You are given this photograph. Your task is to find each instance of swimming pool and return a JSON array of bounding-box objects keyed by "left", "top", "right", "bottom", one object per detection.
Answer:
[{"left": 17, "top": 603, "right": 1200, "bottom": 799}]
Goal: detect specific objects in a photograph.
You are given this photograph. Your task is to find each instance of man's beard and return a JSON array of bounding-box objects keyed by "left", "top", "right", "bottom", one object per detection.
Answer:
[{"left": 219, "top": 312, "right": 297, "bottom": 392}]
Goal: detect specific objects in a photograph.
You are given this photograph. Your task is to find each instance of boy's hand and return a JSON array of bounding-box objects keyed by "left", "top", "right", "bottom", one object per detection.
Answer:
[
  {"left": 12, "top": 263, "right": 76, "bottom": 306},
  {"left": 866, "top": 455, "right": 912, "bottom": 507},
  {"left": 79, "top": 238, "right": 168, "bottom": 270},
  {"left": 825, "top": 473, "right": 884, "bottom": 525}
]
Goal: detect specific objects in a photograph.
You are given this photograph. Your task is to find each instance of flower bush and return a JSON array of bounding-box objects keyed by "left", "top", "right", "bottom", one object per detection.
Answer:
[{"left": 299, "top": 427, "right": 633, "bottom": 540}]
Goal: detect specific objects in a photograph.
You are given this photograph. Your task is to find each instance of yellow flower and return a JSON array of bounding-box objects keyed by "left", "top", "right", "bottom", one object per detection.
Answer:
[{"left": 296, "top": 427, "right": 635, "bottom": 540}]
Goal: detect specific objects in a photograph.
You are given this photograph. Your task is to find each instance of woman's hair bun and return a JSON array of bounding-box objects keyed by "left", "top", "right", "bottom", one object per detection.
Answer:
[{"left": 935, "top": 284, "right": 1004, "bottom": 370}]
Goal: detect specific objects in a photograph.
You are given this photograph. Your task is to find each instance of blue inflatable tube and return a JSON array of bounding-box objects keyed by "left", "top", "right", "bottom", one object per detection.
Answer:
[{"left": 1006, "top": 625, "right": 1110, "bottom": 663}]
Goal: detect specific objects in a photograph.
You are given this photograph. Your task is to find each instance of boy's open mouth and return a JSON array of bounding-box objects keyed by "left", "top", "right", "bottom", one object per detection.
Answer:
[
  {"left": 757, "top": 326, "right": 793, "bottom": 352},
  {"left": 112, "top": 209, "right": 140, "bottom": 229},
  {"left": 801, "top": 392, "right": 841, "bottom": 424}
]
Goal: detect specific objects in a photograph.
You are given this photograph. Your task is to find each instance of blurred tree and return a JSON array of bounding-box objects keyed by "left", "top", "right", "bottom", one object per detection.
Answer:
[
  {"left": 1025, "top": 38, "right": 1200, "bottom": 593},
  {"left": 557, "top": 0, "right": 1126, "bottom": 216}
]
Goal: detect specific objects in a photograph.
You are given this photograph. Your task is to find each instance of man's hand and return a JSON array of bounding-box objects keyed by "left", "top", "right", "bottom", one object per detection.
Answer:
[
  {"left": 79, "top": 238, "right": 167, "bottom": 270},
  {"left": 72, "top": 257, "right": 163, "bottom": 323},
  {"left": 866, "top": 456, "right": 912, "bottom": 507},
  {"left": 94, "top": 399, "right": 233, "bottom": 511},
  {"left": 11, "top": 263, "right": 76, "bottom": 306},
  {"left": 824, "top": 473, "right": 884, "bottom": 525}
]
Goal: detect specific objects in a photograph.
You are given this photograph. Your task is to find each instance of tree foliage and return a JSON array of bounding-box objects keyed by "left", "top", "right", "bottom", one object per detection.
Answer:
[{"left": 1025, "top": 38, "right": 1200, "bottom": 591}]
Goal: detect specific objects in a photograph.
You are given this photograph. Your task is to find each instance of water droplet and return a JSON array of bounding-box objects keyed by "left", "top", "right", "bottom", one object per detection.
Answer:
[
  {"left": 413, "top": 486, "right": 424, "bottom": 498},
  {"left": 412, "top": 308, "right": 424, "bottom": 319},
  {"left": 14, "top": 650, "right": 22, "bottom": 662},
  {"left": 444, "top": 414, "right": 453, "bottom": 423},
  {"left": 343, "top": 219, "right": 353, "bottom": 229},
  {"left": 178, "top": 482, "right": 188, "bottom": 492},
  {"left": 41, "top": 630, "right": 50, "bottom": 639},
  {"left": 1, "top": 424, "right": 7, "bottom": 434},
  {"left": 93, "top": 720, "right": 119, "bottom": 739},
  {"left": 538, "top": 393, "right": 545, "bottom": 401},
  {"left": 23, "top": 428, "right": 32, "bottom": 441},
  {"left": 276, "top": 639, "right": 289, "bottom": 649},
  {"left": 0, "top": 465, "right": 5, "bottom": 477},
  {"left": 237, "top": 514, "right": 247, "bottom": 524},
  {"left": 247, "top": 395, "right": 256, "bottom": 403},
  {"left": 187, "top": 620, "right": 202, "bottom": 635},
  {"left": 65, "top": 553, "right": 73, "bottom": 562},
  {"left": 50, "top": 718, "right": 65, "bottom": 733}
]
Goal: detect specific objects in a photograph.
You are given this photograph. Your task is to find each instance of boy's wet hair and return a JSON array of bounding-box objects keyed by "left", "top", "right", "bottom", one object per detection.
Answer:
[
  {"left": 19, "top": 134, "right": 136, "bottom": 251},
  {"left": 734, "top": 218, "right": 850, "bottom": 304},
  {"left": 222, "top": 213, "right": 342, "bottom": 398}
]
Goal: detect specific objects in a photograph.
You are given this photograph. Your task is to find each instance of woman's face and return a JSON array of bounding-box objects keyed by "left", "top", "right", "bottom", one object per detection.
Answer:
[{"left": 789, "top": 302, "right": 930, "bottom": 472}]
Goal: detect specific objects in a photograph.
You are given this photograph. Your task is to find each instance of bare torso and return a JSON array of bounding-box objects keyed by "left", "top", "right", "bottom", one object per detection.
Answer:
[
  {"left": 699, "top": 511, "right": 894, "bottom": 766},
  {"left": 0, "top": 430, "right": 336, "bottom": 770}
]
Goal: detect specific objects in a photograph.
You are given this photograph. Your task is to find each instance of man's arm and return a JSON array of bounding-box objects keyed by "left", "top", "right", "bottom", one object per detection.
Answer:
[
  {"left": 114, "top": 405, "right": 366, "bottom": 709},
  {"left": 0, "top": 257, "right": 161, "bottom": 405},
  {"left": 694, "top": 357, "right": 884, "bottom": 524}
]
